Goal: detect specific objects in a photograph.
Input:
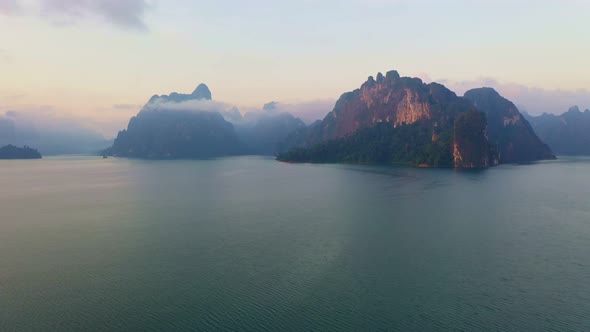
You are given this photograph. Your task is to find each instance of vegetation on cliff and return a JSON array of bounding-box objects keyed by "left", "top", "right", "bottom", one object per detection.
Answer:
[
  {"left": 278, "top": 71, "right": 558, "bottom": 168},
  {"left": 453, "top": 111, "right": 494, "bottom": 168},
  {"left": 278, "top": 71, "right": 494, "bottom": 168},
  {"left": 277, "top": 122, "right": 455, "bottom": 166}
]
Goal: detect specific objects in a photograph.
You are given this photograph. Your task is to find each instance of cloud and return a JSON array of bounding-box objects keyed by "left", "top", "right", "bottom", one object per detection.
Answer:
[
  {"left": 437, "top": 77, "right": 590, "bottom": 115},
  {"left": 145, "top": 96, "right": 335, "bottom": 125},
  {"left": 0, "top": 0, "right": 20, "bottom": 14},
  {"left": 146, "top": 98, "right": 234, "bottom": 114},
  {"left": 144, "top": 98, "right": 248, "bottom": 124},
  {"left": 265, "top": 100, "right": 335, "bottom": 124},
  {"left": 0, "top": 105, "right": 110, "bottom": 154},
  {"left": 0, "top": 105, "right": 104, "bottom": 137},
  {"left": 1, "top": 0, "right": 152, "bottom": 30}
]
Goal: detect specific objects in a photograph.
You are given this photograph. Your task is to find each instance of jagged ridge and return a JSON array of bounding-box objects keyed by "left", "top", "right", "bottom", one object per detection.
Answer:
[{"left": 278, "top": 70, "right": 494, "bottom": 168}]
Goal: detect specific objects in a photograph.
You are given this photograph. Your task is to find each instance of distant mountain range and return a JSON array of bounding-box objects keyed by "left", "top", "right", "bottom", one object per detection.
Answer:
[
  {"left": 5, "top": 72, "right": 585, "bottom": 164},
  {"left": 524, "top": 106, "right": 590, "bottom": 155},
  {"left": 107, "top": 84, "right": 306, "bottom": 158},
  {"left": 277, "top": 71, "right": 554, "bottom": 168},
  {"left": 107, "top": 70, "right": 590, "bottom": 168}
]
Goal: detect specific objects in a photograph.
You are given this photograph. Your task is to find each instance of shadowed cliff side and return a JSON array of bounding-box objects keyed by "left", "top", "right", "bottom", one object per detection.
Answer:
[
  {"left": 524, "top": 106, "right": 590, "bottom": 155},
  {"left": 453, "top": 111, "right": 496, "bottom": 168},
  {"left": 109, "top": 84, "right": 244, "bottom": 159},
  {"left": 464, "top": 88, "right": 555, "bottom": 163}
]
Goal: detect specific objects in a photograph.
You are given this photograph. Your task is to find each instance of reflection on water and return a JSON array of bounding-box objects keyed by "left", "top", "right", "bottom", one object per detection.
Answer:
[{"left": 0, "top": 156, "right": 589, "bottom": 331}]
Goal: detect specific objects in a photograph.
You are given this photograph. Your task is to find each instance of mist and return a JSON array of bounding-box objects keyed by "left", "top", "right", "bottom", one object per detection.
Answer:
[
  {"left": 0, "top": 108, "right": 112, "bottom": 155},
  {"left": 256, "top": 100, "right": 335, "bottom": 125},
  {"left": 143, "top": 97, "right": 334, "bottom": 126},
  {"left": 134, "top": 94, "right": 331, "bottom": 155}
]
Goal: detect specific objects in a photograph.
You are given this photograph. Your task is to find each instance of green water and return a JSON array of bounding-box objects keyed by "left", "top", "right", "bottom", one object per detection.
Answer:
[{"left": 1, "top": 156, "right": 589, "bottom": 331}]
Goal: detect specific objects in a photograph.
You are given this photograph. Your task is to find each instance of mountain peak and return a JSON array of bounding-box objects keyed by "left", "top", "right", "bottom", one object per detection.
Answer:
[
  {"left": 376, "top": 72, "right": 385, "bottom": 83},
  {"left": 263, "top": 101, "right": 279, "bottom": 112},
  {"left": 192, "top": 83, "right": 212, "bottom": 100},
  {"left": 567, "top": 105, "right": 581, "bottom": 113},
  {"left": 464, "top": 87, "right": 501, "bottom": 98},
  {"left": 385, "top": 70, "right": 400, "bottom": 80}
]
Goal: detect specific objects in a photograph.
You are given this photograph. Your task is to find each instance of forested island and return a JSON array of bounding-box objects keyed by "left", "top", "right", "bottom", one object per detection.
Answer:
[
  {"left": 0, "top": 145, "right": 42, "bottom": 159},
  {"left": 277, "top": 71, "right": 554, "bottom": 168}
]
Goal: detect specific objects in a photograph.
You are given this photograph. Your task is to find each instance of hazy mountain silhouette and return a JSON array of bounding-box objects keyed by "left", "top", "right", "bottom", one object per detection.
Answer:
[
  {"left": 109, "top": 85, "right": 306, "bottom": 158},
  {"left": 0, "top": 145, "right": 42, "bottom": 159},
  {"left": 0, "top": 114, "right": 110, "bottom": 155},
  {"left": 524, "top": 106, "right": 590, "bottom": 155}
]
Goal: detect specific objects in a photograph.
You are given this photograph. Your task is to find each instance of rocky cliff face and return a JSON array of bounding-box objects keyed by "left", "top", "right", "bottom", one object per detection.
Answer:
[
  {"left": 314, "top": 71, "right": 475, "bottom": 142},
  {"left": 278, "top": 70, "right": 494, "bottom": 168},
  {"left": 147, "top": 83, "right": 212, "bottom": 104},
  {"left": 463, "top": 88, "right": 555, "bottom": 163},
  {"left": 283, "top": 71, "right": 478, "bottom": 150},
  {"left": 453, "top": 111, "right": 494, "bottom": 168}
]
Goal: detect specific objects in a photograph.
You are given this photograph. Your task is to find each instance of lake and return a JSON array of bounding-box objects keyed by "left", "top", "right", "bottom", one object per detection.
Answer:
[{"left": 1, "top": 156, "right": 589, "bottom": 331}]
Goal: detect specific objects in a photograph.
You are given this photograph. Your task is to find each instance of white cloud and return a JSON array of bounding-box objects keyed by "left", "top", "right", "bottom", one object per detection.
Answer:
[
  {"left": 145, "top": 96, "right": 335, "bottom": 126},
  {"left": 1, "top": 0, "right": 152, "bottom": 30},
  {"left": 145, "top": 98, "right": 233, "bottom": 114},
  {"left": 266, "top": 100, "right": 335, "bottom": 124}
]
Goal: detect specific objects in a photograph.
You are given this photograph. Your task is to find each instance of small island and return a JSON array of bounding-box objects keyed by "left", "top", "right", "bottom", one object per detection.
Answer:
[{"left": 0, "top": 145, "right": 42, "bottom": 159}]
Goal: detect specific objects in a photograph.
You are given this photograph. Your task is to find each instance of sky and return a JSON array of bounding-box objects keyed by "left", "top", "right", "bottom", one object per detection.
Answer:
[{"left": 1, "top": 0, "right": 589, "bottom": 137}]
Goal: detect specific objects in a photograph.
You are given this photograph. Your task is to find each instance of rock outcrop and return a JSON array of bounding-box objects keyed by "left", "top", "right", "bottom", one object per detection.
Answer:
[
  {"left": 463, "top": 88, "right": 555, "bottom": 163},
  {"left": 453, "top": 111, "right": 494, "bottom": 168},
  {"left": 147, "top": 83, "right": 212, "bottom": 104},
  {"left": 307, "top": 71, "right": 473, "bottom": 143},
  {"left": 278, "top": 72, "right": 558, "bottom": 167},
  {"left": 278, "top": 71, "right": 493, "bottom": 168}
]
